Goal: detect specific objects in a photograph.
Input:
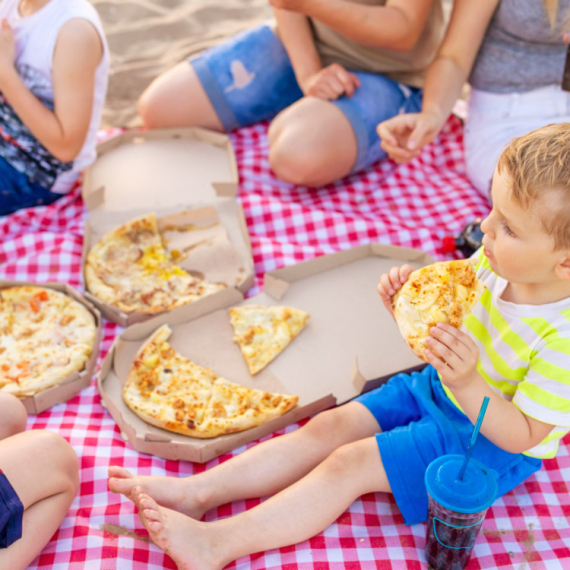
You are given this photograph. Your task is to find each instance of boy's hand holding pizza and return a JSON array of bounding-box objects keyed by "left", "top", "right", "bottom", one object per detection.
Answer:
[{"left": 377, "top": 264, "right": 415, "bottom": 319}]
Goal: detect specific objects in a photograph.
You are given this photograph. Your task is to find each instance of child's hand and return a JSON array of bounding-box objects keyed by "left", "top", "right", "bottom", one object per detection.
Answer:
[
  {"left": 377, "top": 264, "right": 414, "bottom": 319},
  {"left": 425, "top": 323, "right": 480, "bottom": 391},
  {"left": 0, "top": 19, "right": 16, "bottom": 82},
  {"left": 300, "top": 64, "right": 361, "bottom": 100}
]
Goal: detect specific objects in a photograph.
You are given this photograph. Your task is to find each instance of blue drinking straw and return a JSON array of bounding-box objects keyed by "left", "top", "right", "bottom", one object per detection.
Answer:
[{"left": 458, "top": 396, "right": 490, "bottom": 481}]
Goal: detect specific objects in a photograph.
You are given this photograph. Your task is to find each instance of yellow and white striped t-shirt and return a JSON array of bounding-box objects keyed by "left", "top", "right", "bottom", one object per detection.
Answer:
[{"left": 443, "top": 247, "right": 570, "bottom": 459}]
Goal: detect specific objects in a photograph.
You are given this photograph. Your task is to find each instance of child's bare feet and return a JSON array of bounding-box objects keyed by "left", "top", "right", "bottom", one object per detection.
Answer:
[
  {"left": 133, "top": 487, "right": 223, "bottom": 570},
  {"left": 108, "top": 466, "right": 208, "bottom": 520}
]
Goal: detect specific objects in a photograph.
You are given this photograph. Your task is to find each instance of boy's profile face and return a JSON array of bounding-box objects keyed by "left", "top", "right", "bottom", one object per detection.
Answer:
[{"left": 480, "top": 168, "right": 562, "bottom": 285}]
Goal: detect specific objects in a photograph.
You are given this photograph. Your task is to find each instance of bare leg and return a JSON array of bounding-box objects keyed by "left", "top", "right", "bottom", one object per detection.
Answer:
[
  {"left": 0, "top": 430, "right": 79, "bottom": 570},
  {"left": 0, "top": 392, "right": 27, "bottom": 440},
  {"left": 138, "top": 61, "right": 224, "bottom": 131},
  {"left": 109, "top": 401, "right": 379, "bottom": 519},
  {"left": 268, "top": 96, "right": 358, "bottom": 187},
  {"left": 134, "top": 436, "right": 388, "bottom": 570}
]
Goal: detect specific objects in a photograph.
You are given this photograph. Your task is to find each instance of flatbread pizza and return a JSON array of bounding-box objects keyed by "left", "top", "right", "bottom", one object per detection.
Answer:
[
  {"left": 123, "top": 325, "right": 298, "bottom": 438},
  {"left": 85, "top": 213, "right": 225, "bottom": 315},
  {"left": 229, "top": 305, "right": 310, "bottom": 375},
  {"left": 393, "top": 259, "right": 485, "bottom": 361},
  {"left": 0, "top": 286, "right": 97, "bottom": 397}
]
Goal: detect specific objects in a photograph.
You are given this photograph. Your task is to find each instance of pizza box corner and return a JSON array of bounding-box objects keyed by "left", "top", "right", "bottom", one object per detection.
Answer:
[
  {"left": 81, "top": 127, "right": 254, "bottom": 327},
  {"left": 0, "top": 280, "right": 102, "bottom": 415},
  {"left": 97, "top": 242, "right": 433, "bottom": 463}
]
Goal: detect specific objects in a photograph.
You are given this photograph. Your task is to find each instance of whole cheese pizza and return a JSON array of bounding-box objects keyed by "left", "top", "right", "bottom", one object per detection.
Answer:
[
  {"left": 393, "top": 259, "right": 485, "bottom": 361},
  {"left": 229, "top": 305, "right": 310, "bottom": 375},
  {"left": 123, "top": 325, "right": 298, "bottom": 438},
  {"left": 85, "top": 213, "right": 226, "bottom": 315},
  {"left": 0, "top": 286, "right": 97, "bottom": 397}
]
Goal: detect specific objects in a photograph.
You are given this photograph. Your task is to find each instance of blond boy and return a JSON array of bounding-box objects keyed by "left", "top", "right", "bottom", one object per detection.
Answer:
[{"left": 108, "top": 123, "right": 570, "bottom": 570}]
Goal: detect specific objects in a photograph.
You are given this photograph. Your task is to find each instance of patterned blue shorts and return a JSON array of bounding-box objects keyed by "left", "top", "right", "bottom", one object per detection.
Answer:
[
  {"left": 0, "top": 469, "right": 23, "bottom": 548},
  {"left": 190, "top": 25, "right": 423, "bottom": 173}
]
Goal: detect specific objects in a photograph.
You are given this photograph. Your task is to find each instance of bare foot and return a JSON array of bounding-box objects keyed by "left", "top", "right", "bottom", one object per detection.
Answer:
[
  {"left": 133, "top": 487, "right": 223, "bottom": 570},
  {"left": 108, "top": 466, "right": 207, "bottom": 519}
]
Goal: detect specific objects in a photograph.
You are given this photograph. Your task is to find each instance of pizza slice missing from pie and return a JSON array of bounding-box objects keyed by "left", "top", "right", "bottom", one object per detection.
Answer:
[
  {"left": 392, "top": 258, "right": 485, "bottom": 361},
  {"left": 122, "top": 325, "right": 298, "bottom": 438},
  {"left": 229, "top": 305, "right": 310, "bottom": 375}
]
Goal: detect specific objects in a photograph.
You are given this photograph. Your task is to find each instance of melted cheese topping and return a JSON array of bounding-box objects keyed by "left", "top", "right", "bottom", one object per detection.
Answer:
[{"left": 123, "top": 325, "right": 298, "bottom": 438}]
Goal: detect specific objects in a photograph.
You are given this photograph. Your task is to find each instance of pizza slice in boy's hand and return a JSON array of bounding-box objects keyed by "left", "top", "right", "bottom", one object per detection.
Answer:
[
  {"left": 123, "top": 324, "right": 298, "bottom": 438},
  {"left": 392, "top": 259, "right": 485, "bottom": 361},
  {"left": 229, "top": 305, "right": 310, "bottom": 375}
]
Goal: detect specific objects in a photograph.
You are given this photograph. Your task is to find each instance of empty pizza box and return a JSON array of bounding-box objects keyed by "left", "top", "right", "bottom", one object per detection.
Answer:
[
  {"left": 0, "top": 280, "right": 102, "bottom": 415},
  {"left": 97, "top": 243, "right": 433, "bottom": 463},
  {"left": 81, "top": 127, "right": 254, "bottom": 327}
]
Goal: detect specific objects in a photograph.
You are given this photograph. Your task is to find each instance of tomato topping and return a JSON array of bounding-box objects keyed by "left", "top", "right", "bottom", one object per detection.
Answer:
[
  {"left": 29, "top": 299, "right": 40, "bottom": 312},
  {"left": 34, "top": 291, "right": 49, "bottom": 301}
]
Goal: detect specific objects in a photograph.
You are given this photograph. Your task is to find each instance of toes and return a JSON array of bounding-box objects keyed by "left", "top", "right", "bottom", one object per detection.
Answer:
[
  {"left": 108, "top": 466, "right": 132, "bottom": 479},
  {"left": 108, "top": 477, "right": 134, "bottom": 494}
]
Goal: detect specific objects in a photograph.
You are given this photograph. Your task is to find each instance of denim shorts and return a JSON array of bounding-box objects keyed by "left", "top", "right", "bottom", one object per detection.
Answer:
[
  {"left": 190, "top": 24, "right": 423, "bottom": 172},
  {"left": 0, "top": 469, "right": 23, "bottom": 548},
  {"left": 0, "top": 155, "right": 61, "bottom": 217},
  {"left": 355, "top": 365, "right": 542, "bottom": 526}
]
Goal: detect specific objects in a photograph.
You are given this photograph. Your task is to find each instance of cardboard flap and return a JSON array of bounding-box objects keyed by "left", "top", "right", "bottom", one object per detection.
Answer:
[
  {"left": 82, "top": 128, "right": 237, "bottom": 212},
  {"left": 263, "top": 274, "right": 290, "bottom": 300}
]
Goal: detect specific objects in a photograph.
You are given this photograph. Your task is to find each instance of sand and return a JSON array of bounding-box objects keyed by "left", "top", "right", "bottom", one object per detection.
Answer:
[{"left": 95, "top": 0, "right": 272, "bottom": 128}]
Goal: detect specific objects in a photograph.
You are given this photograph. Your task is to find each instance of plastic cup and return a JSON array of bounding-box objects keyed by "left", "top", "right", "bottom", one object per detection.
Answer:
[{"left": 424, "top": 454, "right": 497, "bottom": 570}]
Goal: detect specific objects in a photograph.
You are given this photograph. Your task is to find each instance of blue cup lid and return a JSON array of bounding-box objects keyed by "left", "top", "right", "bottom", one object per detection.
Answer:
[{"left": 425, "top": 454, "right": 498, "bottom": 514}]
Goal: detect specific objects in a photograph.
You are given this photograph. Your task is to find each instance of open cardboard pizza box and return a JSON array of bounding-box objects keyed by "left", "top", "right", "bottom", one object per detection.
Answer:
[
  {"left": 81, "top": 127, "right": 254, "bottom": 327},
  {"left": 0, "top": 280, "right": 102, "bottom": 415},
  {"left": 97, "top": 243, "right": 433, "bottom": 463}
]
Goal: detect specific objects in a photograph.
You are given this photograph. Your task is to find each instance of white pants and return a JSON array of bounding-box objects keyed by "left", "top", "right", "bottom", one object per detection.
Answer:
[{"left": 464, "top": 85, "right": 570, "bottom": 199}]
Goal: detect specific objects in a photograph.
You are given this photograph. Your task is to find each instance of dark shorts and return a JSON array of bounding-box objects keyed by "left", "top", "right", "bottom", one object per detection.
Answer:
[
  {"left": 355, "top": 365, "right": 542, "bottom": 526},
  {"left": 0, "top": 155, "right": 61, "bottom": 217},
  {"left": 190, "top": 24, "right": 423, "bottom": 173},
  {"left": 0, "top": 469, "right": 23, "bottom": 548}
]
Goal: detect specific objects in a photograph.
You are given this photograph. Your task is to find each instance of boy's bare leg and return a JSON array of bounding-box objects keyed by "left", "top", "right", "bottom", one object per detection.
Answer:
[
  {"left": 0, "top": 430, "right": 79, "bottom": 570},
  {"left": 138, "top": 62, "right": 224, "bottom": 131},
  {"left": 0, "top": 393, "right": 27, "bottom": 440},
  {"left": 134, "top": 436, "right": 388, "bottom": 570},
  {"left": 267, "top": 96, "right": 358, "bottom": 187},
  {"left": 109, "top": 401, "right": 379, "bottom": 519}
]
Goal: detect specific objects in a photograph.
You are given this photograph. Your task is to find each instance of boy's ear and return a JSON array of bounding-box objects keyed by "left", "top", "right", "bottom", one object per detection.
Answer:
[{"left": 555, "top": 255, "right": 570, "bottom": 281}]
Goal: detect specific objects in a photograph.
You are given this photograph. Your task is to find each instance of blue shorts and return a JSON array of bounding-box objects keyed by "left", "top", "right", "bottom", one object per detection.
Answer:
[
  {"left": 0, "top": 469, "right": 23, "bottom": 548},
  {"left": 355, "top": 366, "right": 542, "bottom": 526},
  {"left": 190, "top": 25, "right": 423, "bottom": 172},
  {"left": 0, "top": 155, "right": 61, "bottom": 217}
]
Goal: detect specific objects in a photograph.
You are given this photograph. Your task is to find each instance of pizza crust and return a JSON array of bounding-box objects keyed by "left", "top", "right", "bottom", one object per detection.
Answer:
[
  {"left": 123, "top": 325, "right": 299, "bottom": 438},
  {"left": 229, "top": 305, "right": 310, "bottom": 375},
  {"left": 86, "top": 213, "right": 225, "bottom": 315},
  {"left": 392, "top": 259, "right": 485, "bottom": 361},
  {"left": 0, "top": 286, "right": 97, "bottom": 397}
]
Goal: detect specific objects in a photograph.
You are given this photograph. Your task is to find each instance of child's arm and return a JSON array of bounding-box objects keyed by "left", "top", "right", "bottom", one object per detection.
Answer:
[
  {"left": 378, "top": 0, "right": 499, "bottom": 163},
  {"left": 271, "top": 0, "right": 435, "bottom": 51},
  {"left": 0, "top": 18, "right": 103, "bottom": 163},
  {"left": 426, "top": 323, "right": 555, "bottom": 454},
  {"left": 273, "top": 8, "right": 360, "bottom": 99}
]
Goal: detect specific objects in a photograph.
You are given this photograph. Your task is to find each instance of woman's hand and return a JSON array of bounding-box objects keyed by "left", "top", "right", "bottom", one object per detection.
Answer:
[
  {"left": 299, "top": 63, "right": 360, "bottom": 100},
  {"left": 377, "top": 264, "right": 415, "bottom": 319},
  {"left": 425, "top": 323, "right": 480, "bottom": 391},
  {"left": 377, "top": 110, "right": 444, "bottom": 163}
]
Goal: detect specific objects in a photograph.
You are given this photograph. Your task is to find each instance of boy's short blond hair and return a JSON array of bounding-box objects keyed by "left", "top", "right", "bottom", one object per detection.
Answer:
[{"left": 497, "top": 123, "right": 570, "bottom": 250}]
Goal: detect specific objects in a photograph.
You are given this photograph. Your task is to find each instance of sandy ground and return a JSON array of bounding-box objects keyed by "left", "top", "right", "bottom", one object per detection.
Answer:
[{"left": 95, "top": 0, "right": 272, "bottom": 128}]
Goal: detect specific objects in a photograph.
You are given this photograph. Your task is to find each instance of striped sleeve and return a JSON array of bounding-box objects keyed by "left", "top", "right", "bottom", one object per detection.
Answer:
[{"left": 513, "top": 336, "right": 570, "bottom": 427}]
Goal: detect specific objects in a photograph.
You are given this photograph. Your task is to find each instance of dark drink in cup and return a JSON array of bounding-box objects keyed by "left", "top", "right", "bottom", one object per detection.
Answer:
[
  {"left": 424, "top": 455, "right": 497, "bottom": 570},
  {"left": 562, "top": 42, "right": 570, "bottom": 92}
]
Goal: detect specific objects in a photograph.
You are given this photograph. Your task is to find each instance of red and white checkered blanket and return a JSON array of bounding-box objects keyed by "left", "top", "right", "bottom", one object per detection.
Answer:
[{"left": 2, "top": 116, "right": 569, "bottom": 570}]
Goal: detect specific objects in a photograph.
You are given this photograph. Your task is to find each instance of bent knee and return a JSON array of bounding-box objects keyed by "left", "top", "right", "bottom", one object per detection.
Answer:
[
  {"left": 269, "top": 144, "right": 331, "bottom": 187},
  {"left": 0, "top": 393, "right": 27, "bottom": 438},
  {"left": 34, "top": 431, "right": 79, "bottom": 490},
  {"left": 138, "top": 88, "right": 164, "bottom": 129}
]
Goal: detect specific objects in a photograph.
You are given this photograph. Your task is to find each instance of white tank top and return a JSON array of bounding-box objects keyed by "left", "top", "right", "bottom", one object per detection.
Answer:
[{"left": 0, "top": 0, "right": 108, "bottom": 193}]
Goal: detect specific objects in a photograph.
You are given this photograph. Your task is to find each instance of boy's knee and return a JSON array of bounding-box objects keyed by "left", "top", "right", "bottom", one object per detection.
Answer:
[
  {"left": 35, "top": 431, "right": 79, "bottom": 489},
  {"left": 0, "top": 393, "right": 27, "bottom": 438},
  {"left": 325, "top": 443, "right": 362, "bottom": 475},
  {"left": 269, "top": 143, "right": 326, "bottom": 187},
  {"left": 138, "top": 87, "right": 163, "bottom": 129}
]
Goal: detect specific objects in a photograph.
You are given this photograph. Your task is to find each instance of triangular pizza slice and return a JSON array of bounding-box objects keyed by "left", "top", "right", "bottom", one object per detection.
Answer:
[
  {"left": 122, "top": 325, "right": 298, "bottom": 438},
  {"left": 229, "top": 305, "right": 310, "bottom": 375},
  {"left": 392, "top": 258, "right": 486, "bottom": 361}
]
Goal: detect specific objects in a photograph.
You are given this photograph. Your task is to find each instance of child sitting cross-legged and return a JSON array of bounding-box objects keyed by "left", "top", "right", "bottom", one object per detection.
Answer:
[{"left": 108, "top": 123, "right": 570, "bottom": 570}]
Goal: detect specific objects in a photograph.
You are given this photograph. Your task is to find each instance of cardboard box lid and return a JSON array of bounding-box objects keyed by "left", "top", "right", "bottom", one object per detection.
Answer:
[
  {"left": 98, "top": 243, "right": 434, "bottom": 462},
  {"left": 82, "top": 127, "right": 238, "bottom": 212}
]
